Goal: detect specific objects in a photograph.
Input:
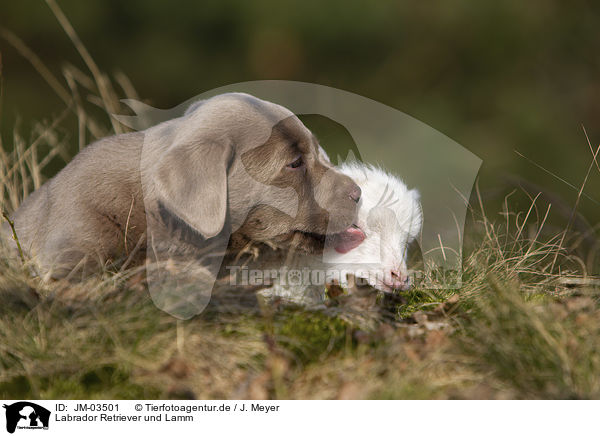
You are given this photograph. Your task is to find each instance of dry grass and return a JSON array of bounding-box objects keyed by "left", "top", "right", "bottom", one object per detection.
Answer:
[{"left": 1, "top": 3, "right": 600, "bottom": 400}]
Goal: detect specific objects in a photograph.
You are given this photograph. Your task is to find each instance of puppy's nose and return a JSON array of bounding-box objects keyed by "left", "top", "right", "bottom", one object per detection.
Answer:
[{"left": 348, "top": 184, "right": 361, "bottom": 203}]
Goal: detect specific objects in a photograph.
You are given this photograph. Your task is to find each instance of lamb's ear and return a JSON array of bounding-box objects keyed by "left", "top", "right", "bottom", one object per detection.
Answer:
[
  {"left": 409, "top": 189, "right": 420, "bottom": 202},
  {"left": 154, "top": 139, "right": 232, "bottom": 239}
]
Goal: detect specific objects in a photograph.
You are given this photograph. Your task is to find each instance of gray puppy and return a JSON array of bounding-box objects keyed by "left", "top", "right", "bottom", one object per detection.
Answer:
[{"left": 4, "top": 93, "right": 363, "bottom": 283}]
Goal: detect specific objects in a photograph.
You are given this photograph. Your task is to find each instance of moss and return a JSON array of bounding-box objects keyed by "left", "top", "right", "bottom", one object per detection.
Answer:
[
  {"left": 273, "top": 310, "right": 353, "bottom": 365},
  {"left": 0, "top": 376, "right": 33, "bottom": 399},
  {"left": 395, "top": 288, "right": 458, "bottom": 319}
]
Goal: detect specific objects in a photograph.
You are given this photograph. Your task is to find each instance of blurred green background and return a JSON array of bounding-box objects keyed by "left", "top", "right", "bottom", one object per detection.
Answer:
[{"left": 1, "top": 0, "right": 599, "bottom": 240}]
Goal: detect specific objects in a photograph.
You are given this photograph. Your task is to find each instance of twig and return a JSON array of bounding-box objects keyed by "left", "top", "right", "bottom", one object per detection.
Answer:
[
  {"left": 124, "top": 195, "right": 135, "bottom": 255},
  {"left": 2, "top": 211, "right": 25, "bottom": 264}
]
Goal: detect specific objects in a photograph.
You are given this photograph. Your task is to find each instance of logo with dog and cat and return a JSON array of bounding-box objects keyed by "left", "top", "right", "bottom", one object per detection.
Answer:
[{"left": 2, "top": 402, "right": 50, "bottom": 434}]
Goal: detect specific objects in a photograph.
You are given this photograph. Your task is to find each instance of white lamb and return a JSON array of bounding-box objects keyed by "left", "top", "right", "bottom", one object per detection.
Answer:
[
  {"left": 323, "top": 162, "right": 422, "bottom": 292},
  {"left": 259, "top": 162, "right": 423, "bottom": 304}
]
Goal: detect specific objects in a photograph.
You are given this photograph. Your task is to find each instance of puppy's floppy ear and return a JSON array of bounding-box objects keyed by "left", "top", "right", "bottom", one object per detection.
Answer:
[{"left": 154, "top": 138, "right": 232, "bottom": 238}]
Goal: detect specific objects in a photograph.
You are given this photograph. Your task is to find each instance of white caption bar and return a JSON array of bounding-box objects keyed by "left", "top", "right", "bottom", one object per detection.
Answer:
[{"left": 0, "top": 400, "right": 597, "bottom": 436}]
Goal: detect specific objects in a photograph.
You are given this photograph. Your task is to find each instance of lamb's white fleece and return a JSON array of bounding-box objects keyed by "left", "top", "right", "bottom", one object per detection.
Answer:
[{"left": 260, "top": 162, "right": 422, "bottom": 304}]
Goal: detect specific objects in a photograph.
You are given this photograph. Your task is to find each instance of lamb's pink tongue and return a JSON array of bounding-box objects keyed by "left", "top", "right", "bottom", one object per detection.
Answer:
[{"left": 330, "top": 226, "right": 366, "bottom": 254}]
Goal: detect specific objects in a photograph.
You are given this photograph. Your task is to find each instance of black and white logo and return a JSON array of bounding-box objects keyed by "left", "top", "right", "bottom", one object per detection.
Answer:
[{"left": 2, "top": 402, "right": 50, "bottom": 434}]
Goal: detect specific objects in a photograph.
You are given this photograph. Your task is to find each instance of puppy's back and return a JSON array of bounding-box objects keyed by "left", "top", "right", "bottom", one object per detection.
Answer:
[{"left": 9, "top": 131, "right": 146, "bottom": 278}]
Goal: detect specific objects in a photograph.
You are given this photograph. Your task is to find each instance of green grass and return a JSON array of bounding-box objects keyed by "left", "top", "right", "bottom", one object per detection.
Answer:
[{"left": 1, "top": 218, "right": 598, "bottom": 399}]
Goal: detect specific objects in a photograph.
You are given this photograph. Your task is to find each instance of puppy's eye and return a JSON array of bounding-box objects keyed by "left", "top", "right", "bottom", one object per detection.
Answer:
[{"left": 287, "top": 156, "right": 303, "bottom": 169}]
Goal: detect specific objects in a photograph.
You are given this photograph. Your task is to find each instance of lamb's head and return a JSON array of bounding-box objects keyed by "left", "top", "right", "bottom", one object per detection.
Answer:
[{"left": 324, "top": 163, "right": 422, "bottom": 291}]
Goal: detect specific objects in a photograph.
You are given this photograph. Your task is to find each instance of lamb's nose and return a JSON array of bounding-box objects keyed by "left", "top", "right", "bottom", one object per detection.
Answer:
[
  {"left": 349, "top": 184, "right": 361, "bottom": 203},
  {"left": 390, "top": 270, "right": 411, "bottom": 290}
]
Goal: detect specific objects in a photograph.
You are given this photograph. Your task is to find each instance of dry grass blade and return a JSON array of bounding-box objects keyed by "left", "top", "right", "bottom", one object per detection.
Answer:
[
  {"left": 514, "top": 149, "right": 599, "bottom": 205},
  {"left": 44, "top": 0, "right": 123, "bottom": 134},
  {"left": 583, "top": 125, "right": 600, "bottom": 174},
  {"left": 0, "top": 27, "right": 72, "bottom": 104},
  {"left": 551, "top": 129, "right": 600, "bottom": 272}
]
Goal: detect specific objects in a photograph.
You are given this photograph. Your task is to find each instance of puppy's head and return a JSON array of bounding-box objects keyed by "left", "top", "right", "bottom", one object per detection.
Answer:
[
  {"left": 148, "top": 93, "right": 364, "bottom": 254},
  {"left": 229, "top": 97, "right": 365, "bottom": 254}
]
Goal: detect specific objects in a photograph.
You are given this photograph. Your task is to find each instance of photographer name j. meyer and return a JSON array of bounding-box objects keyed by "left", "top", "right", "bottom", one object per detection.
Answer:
[{"left": 56, "top": 403, "right": 280, "bottom": 414}]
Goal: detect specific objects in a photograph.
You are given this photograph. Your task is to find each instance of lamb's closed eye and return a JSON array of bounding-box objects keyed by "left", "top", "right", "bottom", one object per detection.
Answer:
[{"left": 366, "top": 207, "right": 396, "bottom": 233}]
